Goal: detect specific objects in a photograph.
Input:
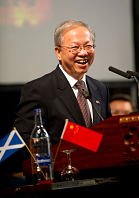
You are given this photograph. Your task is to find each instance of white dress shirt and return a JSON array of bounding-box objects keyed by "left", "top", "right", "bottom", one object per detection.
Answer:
[{"left": 59, "top": 64, "right": 93, "bottom": 123}]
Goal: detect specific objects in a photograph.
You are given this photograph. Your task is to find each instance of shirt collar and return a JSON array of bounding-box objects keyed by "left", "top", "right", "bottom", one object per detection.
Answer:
[{"left": 59, "top": 64, "right": 87, "bottom": 88}]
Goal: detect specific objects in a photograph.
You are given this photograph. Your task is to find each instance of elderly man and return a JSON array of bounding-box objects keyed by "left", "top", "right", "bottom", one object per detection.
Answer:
[{"left": 14, "top": 20, "right": 111, "bottom": 145}]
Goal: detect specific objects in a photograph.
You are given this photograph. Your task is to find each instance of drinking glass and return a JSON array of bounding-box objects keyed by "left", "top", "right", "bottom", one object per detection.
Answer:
[{"left": 60, "top": 149, "right": 79, "bottom": 181}]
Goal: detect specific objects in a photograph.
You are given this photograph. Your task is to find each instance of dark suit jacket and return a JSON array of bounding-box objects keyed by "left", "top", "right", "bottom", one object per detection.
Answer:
[{"left": 14, "top": 65, "right": 111, "bottom": 145}]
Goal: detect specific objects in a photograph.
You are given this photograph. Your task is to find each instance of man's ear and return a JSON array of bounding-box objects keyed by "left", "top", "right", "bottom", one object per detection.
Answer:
[{"left": 54, "top": 46, "right": 62, "bottom": 62}]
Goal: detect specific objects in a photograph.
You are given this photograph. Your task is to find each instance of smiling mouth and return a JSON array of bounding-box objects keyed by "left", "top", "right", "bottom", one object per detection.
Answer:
[{"left": 75, "top": 59, "right": 88, "bottom": 65}]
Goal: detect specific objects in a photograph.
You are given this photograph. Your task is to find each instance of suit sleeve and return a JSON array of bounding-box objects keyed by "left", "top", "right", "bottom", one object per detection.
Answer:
[{"left": 14, "top": 81, "right": 46, "bottom": 146}]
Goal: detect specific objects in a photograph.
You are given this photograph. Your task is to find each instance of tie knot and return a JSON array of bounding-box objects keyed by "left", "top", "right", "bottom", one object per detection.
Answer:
[{"left": 75, "top": 80, "right": 86, "bottom": 90}]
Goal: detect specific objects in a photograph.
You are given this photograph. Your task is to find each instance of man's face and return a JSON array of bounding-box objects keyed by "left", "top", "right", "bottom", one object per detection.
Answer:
[
  {"left": 110, "top": 100, "right": 133, "bottom": 116},
  {"left": 55, "top": 26, "right": 95, "bottom": 80}
]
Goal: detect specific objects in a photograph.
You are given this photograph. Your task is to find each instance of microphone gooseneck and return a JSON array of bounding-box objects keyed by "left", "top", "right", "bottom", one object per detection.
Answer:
[
  {"left": 82, "top": 89, "right": 104, "bottom": 121},
  {"left": 108, "top": 66, "right": 131, "bottom": 79}
]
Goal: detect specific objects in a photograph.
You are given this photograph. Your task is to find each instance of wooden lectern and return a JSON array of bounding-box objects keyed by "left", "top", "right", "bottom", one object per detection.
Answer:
[
  {"left": 23, "top": 113, "right": 139, "bottom": 178},
  {"left": 52, "top": 113, "right": 139, "bottom": 172}
]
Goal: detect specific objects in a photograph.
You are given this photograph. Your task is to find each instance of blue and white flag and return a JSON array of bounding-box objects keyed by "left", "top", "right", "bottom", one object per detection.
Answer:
[{"left": 0, "top": 129, "right": 25, "bottom": 163}]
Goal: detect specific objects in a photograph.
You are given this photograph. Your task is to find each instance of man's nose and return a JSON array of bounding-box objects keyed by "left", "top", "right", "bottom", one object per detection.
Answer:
[{"left": 78, "top": 47, "right": 88, "bottom": 55}]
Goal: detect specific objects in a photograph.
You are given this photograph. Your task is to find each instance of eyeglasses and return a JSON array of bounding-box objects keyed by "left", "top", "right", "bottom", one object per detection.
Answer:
[{"left": 58, "top": 44, "right": 96, "bottom": 54}]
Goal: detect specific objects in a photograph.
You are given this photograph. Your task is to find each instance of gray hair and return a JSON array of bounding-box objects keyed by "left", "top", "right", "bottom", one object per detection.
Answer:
[{"left": 54, "top": 20, "right": 95, "bottom": 46}]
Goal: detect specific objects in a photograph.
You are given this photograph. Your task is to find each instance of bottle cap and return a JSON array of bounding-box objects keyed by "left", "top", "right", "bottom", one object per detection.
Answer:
[{"left": 34, "top": 108, "right": 41, "bottom": 113}]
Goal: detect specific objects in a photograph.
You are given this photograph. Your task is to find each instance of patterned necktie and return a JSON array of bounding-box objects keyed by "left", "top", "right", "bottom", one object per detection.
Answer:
[{"left": 75, "top": 80, "right": 92, "bottom": 128}]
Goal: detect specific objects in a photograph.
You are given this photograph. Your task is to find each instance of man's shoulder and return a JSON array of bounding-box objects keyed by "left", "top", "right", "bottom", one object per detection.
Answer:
[
  {"left": 21, "top": 66, "right": 61, "bottom": 94},
  {"left": 24, "top": 66, "right": 59, "bottom": 87}
]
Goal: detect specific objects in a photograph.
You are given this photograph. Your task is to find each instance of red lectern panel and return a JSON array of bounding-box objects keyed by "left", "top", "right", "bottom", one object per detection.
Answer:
[{"left": 52, "top": 114, "right": 139, "bottom": 172}]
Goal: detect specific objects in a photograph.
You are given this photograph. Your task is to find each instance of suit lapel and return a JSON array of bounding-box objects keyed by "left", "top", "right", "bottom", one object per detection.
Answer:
[
  {"left": 54, "top": 66, "right": 86, "bottom": 126},
  {"left": 86, "top": 76, "right": 102, "bottom": 125}
]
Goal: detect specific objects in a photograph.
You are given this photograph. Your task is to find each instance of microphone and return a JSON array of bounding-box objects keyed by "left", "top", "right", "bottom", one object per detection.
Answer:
[
  {"left": 127, "top": 70, "right": 139, "bottom": 79},
  {"left": 82, "top": 89, "right": 104, "bottom": 121},
  {"left": 108, "top": 66, "right": 139, "bottom": 111},
  {"left": 108, "top": 66, "right": 131, "bottom": 79}
]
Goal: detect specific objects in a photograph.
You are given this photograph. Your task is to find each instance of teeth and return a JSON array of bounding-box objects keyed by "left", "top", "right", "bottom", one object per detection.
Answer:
[{"left": 76, "top": 60, "right": 88, "bottom": 64}]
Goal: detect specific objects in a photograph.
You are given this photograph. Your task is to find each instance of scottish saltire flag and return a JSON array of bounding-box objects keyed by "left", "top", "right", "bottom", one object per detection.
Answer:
[{"left": 0, "top": 129, "right": 25, "bottom": 163}]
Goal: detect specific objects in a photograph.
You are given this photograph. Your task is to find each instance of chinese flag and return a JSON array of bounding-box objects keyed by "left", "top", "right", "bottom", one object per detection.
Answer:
[{"left": 61, "top": 120, "right": 103, "bottom": 152}]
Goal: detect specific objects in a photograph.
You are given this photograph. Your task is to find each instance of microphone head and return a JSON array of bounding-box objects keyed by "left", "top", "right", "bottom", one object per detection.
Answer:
[
  {"left": 108, "top": 66, "right": 131, "bottom": 79},
  {"left": 82, "top": 89, "right": 90, "bottom": 99}
]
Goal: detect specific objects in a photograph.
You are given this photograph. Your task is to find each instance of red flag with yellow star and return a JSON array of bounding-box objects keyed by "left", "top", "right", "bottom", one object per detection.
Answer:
[{"left": 61, "top": 120, "right": 103, "bottom": 152}]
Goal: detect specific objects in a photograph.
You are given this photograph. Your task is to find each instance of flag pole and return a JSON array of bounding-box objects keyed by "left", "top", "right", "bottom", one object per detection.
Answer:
[
  {"left": 25, "top": 144, "right": 47, "bottom": 181},
  {"left": 52, "top": 119, "right": 68, "bottom": 171},
  {"left": 13, "top": 127, "right": 47, "bottom": 181},
  {"left": 52, "top": 139, "right": 62, "bottom": 171}
]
